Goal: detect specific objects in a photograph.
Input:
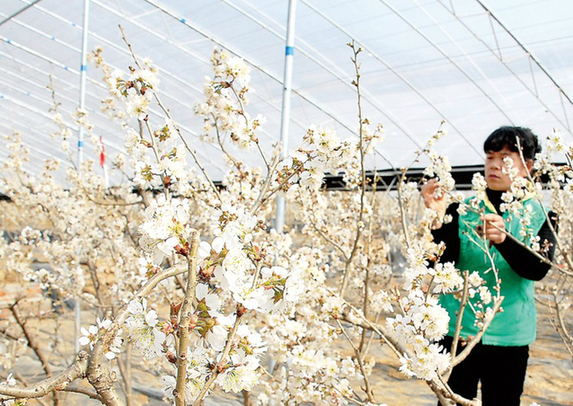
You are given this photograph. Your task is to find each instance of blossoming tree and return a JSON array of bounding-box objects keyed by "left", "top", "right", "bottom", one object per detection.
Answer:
[{"left": 0, "top": 38, "right": 571, "bottom": 406}]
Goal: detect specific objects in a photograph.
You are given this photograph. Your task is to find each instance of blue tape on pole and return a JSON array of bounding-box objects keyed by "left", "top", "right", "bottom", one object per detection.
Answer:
[
  {"left": 78, "top": 140, "right": 84, "bottom": 147},
  {"left": 64, "top": 66, "right": 69, "bottom": 71},
  {"left": 27, "top": 91, "right": 31, "bottom": 96},
  {"left": 7, "top": 39, "right": 11, "bottom": 44},
  {"left": 51, "top": 36, "right": 55, "bottom": 40},
  {"left": 181, "top": 18, "right": 186, "bottom": 23},
  {"left": 81, "top": 64, "right": 87, "bottom": 72},
  {"left": 0, "top": 94, "right": 4, "bottom": 99},
  {"left": 71, "top": 22, "right": 76, "bottom": 27},
  {"left": 285, "top": 46, "right": 294, "bottom": 55}
]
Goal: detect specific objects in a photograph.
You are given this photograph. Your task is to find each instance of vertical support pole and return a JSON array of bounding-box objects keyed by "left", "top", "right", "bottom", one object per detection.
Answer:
[
  {"left": 77, "top": 0, "right": 90, "bottom": 167},
  {"left": 75, "top": 0, "right": 90, "bottom": 354},
  {"left": 275, "top": 0, "right": 297, "bottom": 233}
]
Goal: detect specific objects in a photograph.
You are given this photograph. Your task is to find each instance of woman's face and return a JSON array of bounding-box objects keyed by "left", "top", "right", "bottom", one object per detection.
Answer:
[{"left": 484, "top": 146, "right": 531, "bottom": 191}]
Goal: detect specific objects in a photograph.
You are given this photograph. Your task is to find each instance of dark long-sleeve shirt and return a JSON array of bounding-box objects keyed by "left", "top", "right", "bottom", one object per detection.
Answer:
[{"left": 431, "top": 189, "right": 557, "bottom": 281}]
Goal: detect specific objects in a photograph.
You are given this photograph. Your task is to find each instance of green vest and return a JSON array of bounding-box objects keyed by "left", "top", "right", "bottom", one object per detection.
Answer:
[{"left": 440, "top": 194, "right": 546, "bottom": 346}]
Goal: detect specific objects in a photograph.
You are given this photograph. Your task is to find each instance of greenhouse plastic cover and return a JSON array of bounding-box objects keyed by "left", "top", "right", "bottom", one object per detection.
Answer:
[{"left": 1, "top": 0, "right": 573, "bottom": 184}]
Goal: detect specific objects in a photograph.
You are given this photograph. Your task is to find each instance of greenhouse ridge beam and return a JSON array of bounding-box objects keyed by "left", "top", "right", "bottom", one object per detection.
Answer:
[{"left": 323, "top": 166, "right": 484, "bottom": 191}]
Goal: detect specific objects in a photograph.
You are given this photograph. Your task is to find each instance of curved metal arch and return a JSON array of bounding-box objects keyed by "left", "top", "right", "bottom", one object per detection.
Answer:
[
  {"left": 0, "top": 96, "right": 84, "bottom": 161},
  {"left": 0, "top": 51, "right": 137, "bottom": 152},
  {"left": 0, "top": 70, "right": 127, "bottom": 158},
  {"left": 436, "top": 0, "right": 573, "bottom": 134},
  {"left": 0, "top": 0, "right": 43, "bottom": 26},
  {"left": 299, "top": 0, "right": 484, "bottom": 159},
  {"left": 475, "top": 0, "right": 573, "bottom": 109},
  {"left": 141, "top": 1, "right": 365, "bottom": 139},
  {"left": 222, "top": 0, "right": 414, "bottom": 163},
  {"left": 0, "top": 122, "right": 74, "bottom": 165},
  {"left": 0, "top": 13, "right": 205, "bottom": 129},
  {"left": 374, "top": 0, "right": 516, "bottom": 128},
  {"left": 0, "top": 86, "right": 230, "bottom": 177},
  {"left": 413, "top": 0, "right": 520, "bottom": 118},
  {"left": 0, "top": 35, "right": 228, "bottom": 174},
  {"left": 87, "top": 0, "right": 302, "bottom": 147}
]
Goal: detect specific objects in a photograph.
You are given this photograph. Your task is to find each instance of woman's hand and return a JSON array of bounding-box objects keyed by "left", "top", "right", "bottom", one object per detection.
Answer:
[
  {"left": 479, "top": 213, "right": 507, "bottom": 245},
  {"left": 421, "top": 179, "right": 448, "bottom": 229}
]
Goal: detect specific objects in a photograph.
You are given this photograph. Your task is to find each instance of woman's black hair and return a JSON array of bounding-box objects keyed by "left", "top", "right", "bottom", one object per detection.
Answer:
[{"left": 483, "top": 126, "right": 541, "bottom": 161}]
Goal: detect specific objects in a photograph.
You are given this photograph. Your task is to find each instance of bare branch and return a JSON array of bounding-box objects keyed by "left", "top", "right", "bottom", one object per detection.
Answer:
[
  {"left": 61, "top": 385, "right": 102, "bottom": 402},
  {"left": 450, "top": 297, "right": 504, "bottom": 368},
  {"left": 340, "top": 41, "right": 367, "bottom": 297},
  {"left": 334, "top": 319, "right": 375, "bottom": 403},
  {"left": 10, "top": 304, "right": 52, "bottom": 378},
  {"left": 117, "top": 24, "right": 222, "bottom": 203},
  {"left": 0, "top": 352, "right": 89, "bottom": 400},
  {"left": 175, "top": 230, "right": 200, "bottom": 406},
  {"left": 192, "top": 311, "right": 242, "bottom": 406}
]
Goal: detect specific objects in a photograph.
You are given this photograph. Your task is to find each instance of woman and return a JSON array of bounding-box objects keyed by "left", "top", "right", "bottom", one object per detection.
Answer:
[{"left": 422, "top": 126, "right": 557, "bottom": 406}]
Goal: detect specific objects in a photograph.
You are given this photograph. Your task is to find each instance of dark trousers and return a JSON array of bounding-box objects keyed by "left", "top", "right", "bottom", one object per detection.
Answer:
[{"left": 438, "top": 336, "right": 529, "bottom": 406}]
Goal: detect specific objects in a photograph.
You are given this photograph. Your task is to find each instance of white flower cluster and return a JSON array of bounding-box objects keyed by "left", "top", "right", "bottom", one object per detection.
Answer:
[
  {"left": 387, "top": 293, "right": 450, "bottom": 380},
  {"left": 123, "top": 299, "right": 165, "bottom": 358},
  {"left": 432, "top": 262, "right": 465, "bottom": 294},
  {"left": 403, "top": 241, "right": 463, "bottom": 294},
  {"left": 297, "top": 125, "right": 353, "bottom": 190},
  {"left": 258, "top": 341, "right": 361, "bottom": 405},
  {"left": 198, "top": 205, "right": 304, "bottom": 315},
  {"left": 191, "top": 281, "right": 236, "bottom": 351},
  {"left": 160, "top": 326, "right": 266, "bottom": 401},
  {"left": 424, "top": 150, "right": 455, "bottom": 198},
  {"left": 533, "top": 130, "right": 571, "bottom": 190},
  {"left": 464, "top": 272, "right": 495, "bottom": 328},
  {"left": 79, "top": 318, "right": 121, "bottom": 360},
  {"left": 387, "top": 241, "right": 458, "bottom": 380},
  {"left": 195, "top": 49, "right": 264, "bottom": 149},
  {"left": 129, "top": 122, "right": 192, "bottom": 195},
  {"left": 499, "top": 156, "right": 531, "bottom": 214},
  {"left": 160, "top": 347, "right": 211, "bottom": 402},
  {"left": 139, "top": 195, "right": 191, "bottom": 265},
  {"left": 112, "top": 64, "right": 159, "bottom": 120},
  {"left": 470, "top": 172, "right": 488, "bottom": 206},
  {"left": 370, "top": 289, "right": 395, "bottom": 313},
  {"left": 94, "top": 54, "right": 194, "bottom": 196},
  {"left": 216, "top": 325, "right": 265, "bottom": 393}
]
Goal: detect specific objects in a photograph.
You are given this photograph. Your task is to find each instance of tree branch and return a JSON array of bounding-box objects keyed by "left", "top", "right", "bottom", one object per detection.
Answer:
[
  {"left": 0, "top": 352, "right": 89, "bottom": 400},
  {"left": 175, "top": 230, "right": 200, "bottom": 406}
]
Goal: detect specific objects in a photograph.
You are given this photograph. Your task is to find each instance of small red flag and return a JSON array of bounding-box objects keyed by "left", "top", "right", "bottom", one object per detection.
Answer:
[{"left": 99, "top": 136, "right": 105, "bottom": 168}]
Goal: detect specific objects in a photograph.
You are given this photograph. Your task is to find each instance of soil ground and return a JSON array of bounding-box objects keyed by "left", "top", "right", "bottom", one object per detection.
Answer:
[{"left": 0, "top": 282, "right": 571, "bottom": 406}]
